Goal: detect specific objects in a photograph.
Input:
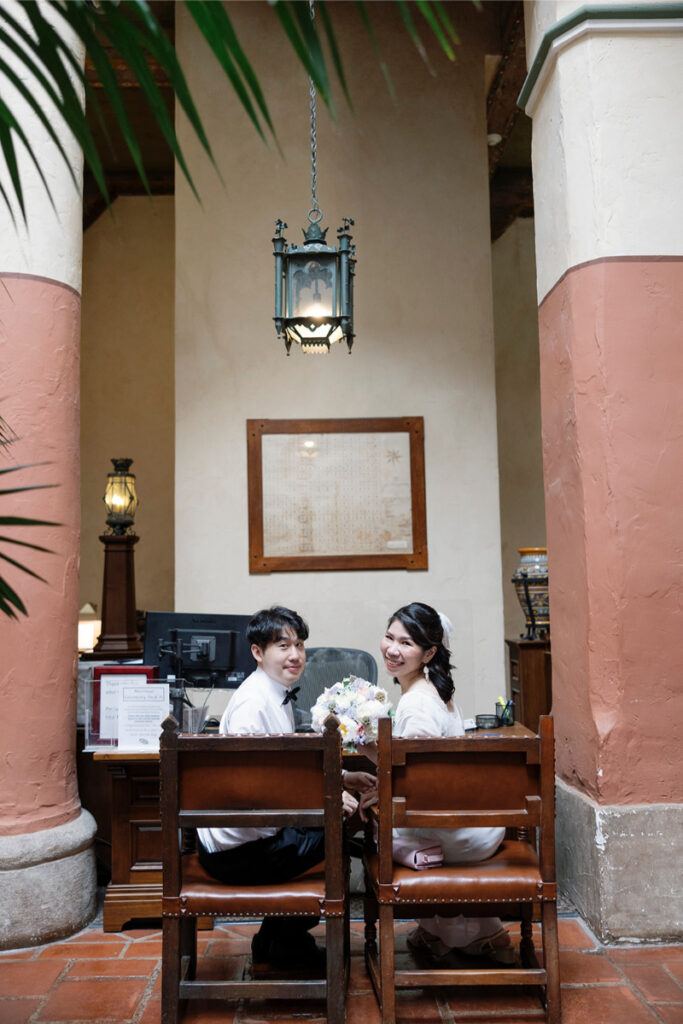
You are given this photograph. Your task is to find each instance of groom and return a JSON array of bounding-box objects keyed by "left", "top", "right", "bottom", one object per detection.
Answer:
[{"left": 196, "top": 605, "right": 375, "bottom": 971}]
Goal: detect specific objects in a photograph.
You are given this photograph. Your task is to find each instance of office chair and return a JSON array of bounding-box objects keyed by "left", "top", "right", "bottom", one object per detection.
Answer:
[{"left": 295, "top": 647, "right": 379, "bottom": 715}]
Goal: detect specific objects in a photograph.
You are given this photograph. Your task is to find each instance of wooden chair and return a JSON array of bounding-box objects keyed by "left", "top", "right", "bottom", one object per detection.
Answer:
[
  {"left": 160, "top": 714, "right": 349, "bottom": 1024},
  {"left": 363, "top": 715, "right": 560, "bottom": 1023}
]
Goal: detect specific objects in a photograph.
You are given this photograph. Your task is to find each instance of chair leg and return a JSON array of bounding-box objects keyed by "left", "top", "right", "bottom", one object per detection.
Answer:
[
  {"left": 378, "top": 904, "right": 396, "bottom": 1024},
  {"left": 161, "top": 917, "right": 181, "bottom": 1024},
  {"left": 326, "top": 917, "right": 346, "bottom": 1024},
  {"left": 363, "top": 866, "right": 378, "bottom": 952},
  {"left": 541, "top": 901, "right": 561, "bottom": 1024},
  {"left": 180, "top": 917, "right": 197, "bottom": 980},
  {"left": 520, "top": 904, "right": 535, "bottom": 966}
]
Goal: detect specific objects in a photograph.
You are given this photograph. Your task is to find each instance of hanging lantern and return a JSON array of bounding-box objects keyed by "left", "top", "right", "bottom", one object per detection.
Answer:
[
  {"left": 102, "top": 457, "right": 138, "bottom": 535},
  {"left": 273, "top": 1, "right": 356, "bottom": 355},
  {"left": 273, "top": 216, "right": 355, "bottom": 354}
]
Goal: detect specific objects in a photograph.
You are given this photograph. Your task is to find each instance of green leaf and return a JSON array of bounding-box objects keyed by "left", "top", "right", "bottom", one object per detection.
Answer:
[
  {"left": 395, "top": 0, "right": 433, "bottom": 72},
  {"left": 0, "top": 461, "right": 52, "bottom": 475},
  {"left": 186, "top": 0, "right": 278, "bottom": 150},
  {"left": 272, "top": 1, "right": 334, "bottom": 114},
  {"left": 90, "top": 1, "right": 201, "bottom": 200},
  {"left": 0, "top": 517, "right": 58, "bottom": 527},
  {"left": 0, "top": 485, "right": 56, "bottom": 497},
  {"left": 354, "top": 1, "right": 395, "bottom": 102},
  {"left": 0, "top": 536, "right": 53, "bottom": 554},
  {"left": 0, "top": 93, "right": 59, "bottom": 219},
  {"left": 0, "top": 550, "right": 48, "bottom": 582},
  {"left": 0, "top": 44, "right": 82, "bottom": 194},
  {"left": 121, "top": 1, "right": 217, "bottom": 171},
  {"left": 19, "top": 1, "right": 109, "bottom": 201},
  {"left": 0, "top": 417, "right": 16, "bottom": 448},
  {"left": 290, "top": 1, "right": 334, "bottom": 112},
  {"left": 0, "top": 576, "right": 27, "bottom": 618},
  {"left": 431, "top": 0, "right": 461, "bottom": 45},
  {"left": 57, "top": 2, "right": 144, "bottom": 195},
  {"left": 416, "top": 1, "right": 457, "bottom": 61},
  {"left": 318, "top": 1, "right": 353, "bottom": 111}
]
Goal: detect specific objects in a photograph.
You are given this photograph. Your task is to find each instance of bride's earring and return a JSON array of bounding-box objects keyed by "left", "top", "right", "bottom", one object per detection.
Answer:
[{"left": 423, "top": 663, "right": 430, "bottom": 682}]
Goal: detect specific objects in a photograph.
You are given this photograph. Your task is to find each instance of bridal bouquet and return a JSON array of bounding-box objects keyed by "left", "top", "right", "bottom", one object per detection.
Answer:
[{"left": 311, "top": 675, "right": 392, "bottom": 749}]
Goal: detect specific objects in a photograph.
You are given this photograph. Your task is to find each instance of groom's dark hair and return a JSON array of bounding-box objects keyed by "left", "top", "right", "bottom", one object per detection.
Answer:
[{"left": 246, "top": 606, "right": 309, "bottom": 649}]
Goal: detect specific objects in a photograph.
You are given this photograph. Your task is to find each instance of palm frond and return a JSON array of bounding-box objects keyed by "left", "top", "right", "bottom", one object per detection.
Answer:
[
  {"left": 415, "top": 1, "right": 458, "bottom": 60},
  {"left": 0, "top": 457, "right": 57, "bottom": 619},
  {"left": 354, "top": 2, "right": 395, "bottom": 102},
  {"left": 0, "top": 0, "right": 469, "bottom": 216},
  {"left": 0, "top": 576, "right": 27, "bottom": 619}
]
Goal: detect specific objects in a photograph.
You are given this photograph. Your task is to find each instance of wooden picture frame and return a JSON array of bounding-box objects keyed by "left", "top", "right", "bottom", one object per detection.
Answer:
[{"left": 247, "top": 417, "right": 427, "bottom": 573}]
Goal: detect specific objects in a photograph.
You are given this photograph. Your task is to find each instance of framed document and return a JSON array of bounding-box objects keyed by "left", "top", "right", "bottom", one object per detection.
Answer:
[
  {"left": 247, "top": 417, "right": 427, "bottom": 573},
  {"left": 85, "top": 665, "right": 159, "bottom": 749}
]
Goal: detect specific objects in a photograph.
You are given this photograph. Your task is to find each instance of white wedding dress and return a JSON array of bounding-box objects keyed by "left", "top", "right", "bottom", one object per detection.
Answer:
[{"left": 393, "top": 681, "right": 506, "bottom": 949}]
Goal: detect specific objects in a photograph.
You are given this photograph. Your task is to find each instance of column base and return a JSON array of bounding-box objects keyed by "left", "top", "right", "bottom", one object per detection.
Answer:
[
  {"left": 0, "top": 809, "right": 97, "bottom": 949},
  {"left": 556, "top": 778, "right": 683, "bottom": 943}
]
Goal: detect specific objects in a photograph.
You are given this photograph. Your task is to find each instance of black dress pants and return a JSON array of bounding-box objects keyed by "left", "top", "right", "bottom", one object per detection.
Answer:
[{"left": 197, "top": 827, "right": 326, "bottom": 949}]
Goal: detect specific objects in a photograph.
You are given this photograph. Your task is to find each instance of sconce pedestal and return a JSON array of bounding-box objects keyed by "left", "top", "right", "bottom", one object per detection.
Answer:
[{"left": 93, "top": 533, "right": 143, "bottom": 658}]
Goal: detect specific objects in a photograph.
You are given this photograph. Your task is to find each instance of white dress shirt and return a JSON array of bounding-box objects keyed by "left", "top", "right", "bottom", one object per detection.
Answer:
[{"left": 197, "top": 667, "right": 296, "bottom": 853}]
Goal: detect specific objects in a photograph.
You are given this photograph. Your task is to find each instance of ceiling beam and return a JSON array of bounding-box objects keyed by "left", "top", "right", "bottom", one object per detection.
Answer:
[{"left": 486, "top": 1, "right": 527, "bottom": 179}]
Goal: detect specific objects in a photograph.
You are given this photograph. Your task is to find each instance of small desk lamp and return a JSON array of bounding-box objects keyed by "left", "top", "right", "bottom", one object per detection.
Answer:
[{"left": 92, "top": 458, "right": 143, "bottom": 658}]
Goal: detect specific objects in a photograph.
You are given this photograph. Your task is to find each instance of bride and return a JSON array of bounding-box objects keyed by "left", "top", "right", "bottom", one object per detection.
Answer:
[{"left": 379, "top": 601, "right": 515, "bottom": 965}]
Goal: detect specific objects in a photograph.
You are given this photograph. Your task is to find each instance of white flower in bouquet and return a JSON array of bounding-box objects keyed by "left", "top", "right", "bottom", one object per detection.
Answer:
[{"left": 311, "top": 674, "right": 393, "bottom": 749}]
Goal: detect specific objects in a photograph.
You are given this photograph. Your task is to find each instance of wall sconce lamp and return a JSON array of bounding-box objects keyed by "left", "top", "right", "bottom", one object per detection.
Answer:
[
  {"left": 273, "top": 2, "right": 356, "bottom": 356},
  {"left": 92, "top": 458, "right": 143, "bottom": 658}
]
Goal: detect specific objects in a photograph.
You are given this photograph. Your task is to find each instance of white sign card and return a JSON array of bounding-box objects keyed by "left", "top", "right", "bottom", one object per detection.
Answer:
[
  {"left": 117, "top": 683, "right": 170, "bottom": 752},
  {"left": 99, "top": 672, "right": 153, "bottom": 741}
]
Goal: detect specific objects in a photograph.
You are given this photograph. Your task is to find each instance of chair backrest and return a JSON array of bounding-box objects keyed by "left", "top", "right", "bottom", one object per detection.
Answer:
[
  {"left": 375, "top": 715, "right": 556, "bottom": 884},
  {"left": 296, "top": 647, "right": 378, "bottom": 713},
  {"left": 160, "top": 714, "right": 344, "bottom": 899}
]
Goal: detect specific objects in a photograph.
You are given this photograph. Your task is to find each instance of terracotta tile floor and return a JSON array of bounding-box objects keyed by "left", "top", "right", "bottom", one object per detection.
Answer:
[{"left": 1, "top": 914, "right": 682, "bottom": 1024}]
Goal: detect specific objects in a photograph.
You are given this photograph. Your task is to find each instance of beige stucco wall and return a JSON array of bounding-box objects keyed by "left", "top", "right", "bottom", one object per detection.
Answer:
[
  {"left": 492, "top": 218, "right": 546, "bottom": 643},
  {"left": 80, "top": 196, "right": 175, "bottom": 615},
  {"left": 173, "top": 3, "right": 506, "bottom": 716}
]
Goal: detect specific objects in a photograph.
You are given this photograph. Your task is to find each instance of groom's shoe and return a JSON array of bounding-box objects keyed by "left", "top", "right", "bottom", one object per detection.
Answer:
[{"left": 251, "top": 928, "right": 326, "bottom": 975}]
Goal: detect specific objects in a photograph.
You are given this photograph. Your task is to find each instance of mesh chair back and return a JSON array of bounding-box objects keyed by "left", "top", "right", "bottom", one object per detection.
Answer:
[{"left": 296, "top": 647, "right": 378, "bottom": 713}]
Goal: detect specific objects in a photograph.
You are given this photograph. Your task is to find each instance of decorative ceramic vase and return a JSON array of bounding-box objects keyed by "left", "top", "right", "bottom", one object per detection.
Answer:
[{"left": 512, "top": 547, "right": 549, "bottom": 639}]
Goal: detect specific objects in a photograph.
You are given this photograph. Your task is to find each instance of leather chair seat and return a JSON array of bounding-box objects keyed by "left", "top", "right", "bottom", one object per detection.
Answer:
[
  {"left": 365, "top": 839, "right": 547, "bottom": 903},
  {"left": 163, "top": 853, "right": 338, "bottom": 917}
]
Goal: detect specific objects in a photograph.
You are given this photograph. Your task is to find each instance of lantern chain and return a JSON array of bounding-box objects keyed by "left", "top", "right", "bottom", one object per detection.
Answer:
[{"left": 308, "top": 0, "right": 322, "bottom": 224}]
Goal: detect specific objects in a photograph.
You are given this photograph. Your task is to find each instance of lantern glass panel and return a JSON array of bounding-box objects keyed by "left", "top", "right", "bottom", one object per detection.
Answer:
[
  {"left": 104, "top": 474, "right": 138, "bottom": 520},
  {"left": 288, "top": 254, "right": 336, "bottom": 318}
]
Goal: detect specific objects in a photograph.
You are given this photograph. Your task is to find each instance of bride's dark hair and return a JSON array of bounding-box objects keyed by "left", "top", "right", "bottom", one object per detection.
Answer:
[{"left": 387, "top": 602, "right": 454, "bottom": 705}]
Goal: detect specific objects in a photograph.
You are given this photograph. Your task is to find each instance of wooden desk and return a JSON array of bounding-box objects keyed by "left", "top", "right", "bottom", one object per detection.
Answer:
[
  {"left": 92, "top": 751, "right": 164, "bottom": 931},
  {"left": 468, "top": 722, "right": 535, "bottom": 739}
]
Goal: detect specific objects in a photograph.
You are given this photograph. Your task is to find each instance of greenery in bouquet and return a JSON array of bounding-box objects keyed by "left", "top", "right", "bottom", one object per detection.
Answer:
[{"left": 311, "top": 675, "right": 393, "bottom": 750}]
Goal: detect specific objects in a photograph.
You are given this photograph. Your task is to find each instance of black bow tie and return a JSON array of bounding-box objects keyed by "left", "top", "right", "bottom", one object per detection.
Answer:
[{"left": 282, "top": 686, "right": 300, "bottom": 706}]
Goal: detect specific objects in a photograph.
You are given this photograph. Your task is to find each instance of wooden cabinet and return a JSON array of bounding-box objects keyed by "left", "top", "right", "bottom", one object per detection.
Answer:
[
  {"left": 505, "top": 638, "right": 552, "bottom": 732},
  {"left": 93, "top": 754, "right": 163, "bottom": 931}
]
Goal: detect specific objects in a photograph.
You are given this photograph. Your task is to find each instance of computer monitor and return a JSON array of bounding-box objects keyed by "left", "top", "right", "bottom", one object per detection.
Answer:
[{"left": 143, "top": 611, "right": 255, "bottom": 689}]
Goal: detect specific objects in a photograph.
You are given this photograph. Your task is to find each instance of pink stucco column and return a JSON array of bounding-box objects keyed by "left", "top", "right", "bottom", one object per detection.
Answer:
[
  {"left": 0, "top": 1, "right": 96, "bottom": 947},
  {"left": 521, "top": 2, "right": 683, "bottom": 940}
]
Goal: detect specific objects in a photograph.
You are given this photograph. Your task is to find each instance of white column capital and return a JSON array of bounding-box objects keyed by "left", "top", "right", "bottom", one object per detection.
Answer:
[{"left": 521, "top": 2, "right": 683, "bottom": 301}]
